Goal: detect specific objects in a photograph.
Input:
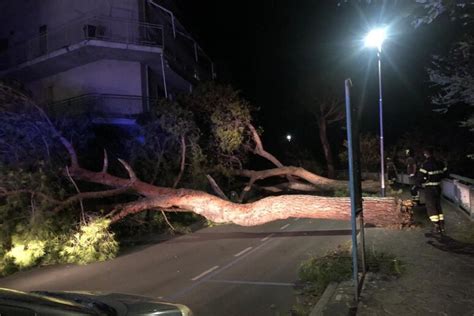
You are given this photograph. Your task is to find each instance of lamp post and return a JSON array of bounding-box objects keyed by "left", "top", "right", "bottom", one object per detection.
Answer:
[{"left": 364, "top": 27, "right": 387, "bottom": 197}]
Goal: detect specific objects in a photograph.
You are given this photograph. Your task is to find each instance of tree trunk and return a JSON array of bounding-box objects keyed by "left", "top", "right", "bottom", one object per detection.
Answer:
[
  {"left": 67, "top": 165, "right": 405, "bottom": 228},
  {"left": 319, "top": 118, "right": 336, "bottom": 179},
  {"left": 111, "top": 192, "right": 402, "bottom": 227}
]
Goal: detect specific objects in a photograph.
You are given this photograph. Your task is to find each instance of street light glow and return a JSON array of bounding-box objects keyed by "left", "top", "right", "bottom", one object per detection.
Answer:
[
  {"left": 286, "top": 134, "right": 292, "bottom": 142},
  {"left": 364, "top": 27, "right": 387, "bottom": 51},
  {"left": 363, "top": 27, "right": 388, "bottom": 196}
]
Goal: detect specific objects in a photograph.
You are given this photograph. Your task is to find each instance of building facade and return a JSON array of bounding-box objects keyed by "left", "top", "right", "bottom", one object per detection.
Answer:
[{"left": 0, "top": 0, "right": 214, "bottom": 125}]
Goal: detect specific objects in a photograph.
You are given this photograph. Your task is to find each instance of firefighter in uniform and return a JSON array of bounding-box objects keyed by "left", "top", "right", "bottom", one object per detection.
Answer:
[
  {"left": 405, "top": 148, "right": 419, "bottom": 203},
  {"left": 416, "top": 147, "right": 448, "bottom": 235}
]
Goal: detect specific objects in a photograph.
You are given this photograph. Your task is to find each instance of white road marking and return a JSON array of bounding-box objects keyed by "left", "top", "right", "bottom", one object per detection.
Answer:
[
  {"left": 209, "top": 279, "right": 295, "bottom": 286},
  {"left": 280, "top": 223, "right": 290, "bottom": 230},
  {"left": 261, "top": 234, "right": 274, "bottom": 242},
  {"left": 191, "top": 265, "right": 220, "bottom": 281},
  {"left": 234, "top": 247, "right": 253, "bottom": 257},
  {"left": 171, "top": 237, "right": 276, "bottom": 300}
]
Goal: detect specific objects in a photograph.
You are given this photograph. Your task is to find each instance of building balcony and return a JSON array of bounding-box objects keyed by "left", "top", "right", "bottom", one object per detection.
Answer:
[
  {"left": 163, "top": 29, "right": 215, "bottom": 83},
  {"left": 45, "top": 93, "right": 156, "bottom": 125},
  {"left": 0, "top": 16, "right": 164, "bottom": 82},
  {"left": 0, "top": 15, "right": 214, "bottom": 84}
]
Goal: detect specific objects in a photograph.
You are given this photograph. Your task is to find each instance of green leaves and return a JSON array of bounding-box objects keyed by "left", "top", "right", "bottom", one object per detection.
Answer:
[
  {"left": 211, "top": 101, "right": 250, "bottom": 154},
  {"left": 60, "top": 218, "right": 118, "bottom": 265},
  {"left": 130, "top": 82, "right": 255, "bottom": 188},
  {"left": 0, "top": 217, "right": 119, "bottom": 273},
  {"left": 5, "top": 236, "right": 46, "bottom": 269}
]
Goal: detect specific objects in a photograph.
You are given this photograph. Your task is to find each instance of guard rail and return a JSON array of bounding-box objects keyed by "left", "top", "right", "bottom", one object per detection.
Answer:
[{"left": 397, "top": 172, "right": 474, "bottom": 220}]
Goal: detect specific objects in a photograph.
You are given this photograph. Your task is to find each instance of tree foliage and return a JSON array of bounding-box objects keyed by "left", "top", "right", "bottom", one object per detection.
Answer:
[
  {"left": 180, "top": 82, "right": 254, "bottom": 170},
  {"left": 0, "top": 82, "right": 260, "bottom": 275},
  {"left": 339, "top": 133, "right": 380, "bottom": 172},
  {"left": 415, "top": 1, "right": 474, "bottom": 133},
  {"left": 60, "top": 218, "right": 118, "bottom": 265}
]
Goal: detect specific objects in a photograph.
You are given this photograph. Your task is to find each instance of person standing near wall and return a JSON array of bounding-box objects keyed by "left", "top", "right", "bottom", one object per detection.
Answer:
[
  {"left": 405, "top": 148, "right": 419, "bottom": 203},
  {"left": 386, "top": 157, "right": 398, "bottom": 187},
  {"left": 416, "top": 147, "right": 448, "bottom": 235}
]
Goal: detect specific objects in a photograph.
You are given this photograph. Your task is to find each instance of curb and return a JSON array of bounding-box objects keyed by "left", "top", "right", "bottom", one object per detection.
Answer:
[
  {"left": 310, "top": 282, "right": 337, "bottom": 316},
  {"left": 310, "top": 281, "right": 356, "bottom": 316}
]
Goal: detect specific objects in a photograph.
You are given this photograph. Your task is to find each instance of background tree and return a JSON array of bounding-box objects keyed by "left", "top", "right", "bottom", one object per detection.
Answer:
[
  {"left": 339, "top": 133, "right": 380, "bottom": 173},
  {"left": 299, "top": 77, "right": 345, "bottom": 179},
  {"left": 411, "top": 0, "right": 474, "bottom": 160}
]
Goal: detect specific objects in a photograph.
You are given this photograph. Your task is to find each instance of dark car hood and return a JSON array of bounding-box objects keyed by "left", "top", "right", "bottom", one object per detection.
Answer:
[{"left": 32, "top": 290, "right": 192, "bottom": 316}]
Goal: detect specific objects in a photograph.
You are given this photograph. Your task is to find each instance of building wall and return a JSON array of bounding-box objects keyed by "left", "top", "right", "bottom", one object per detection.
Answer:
[
  {"left": 0, "top": 0, "right": 141, "bottom": 46},
  {"left": 28, "top": 59, "right": 142, "bottom": 112},
  {"left": 0, "top": 0, "right": 211, "bottom": 117}
]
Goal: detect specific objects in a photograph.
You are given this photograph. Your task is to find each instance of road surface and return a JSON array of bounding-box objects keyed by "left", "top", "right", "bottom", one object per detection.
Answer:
[{"left": 0, "top": 217, "right": 353, "bottom": 315}]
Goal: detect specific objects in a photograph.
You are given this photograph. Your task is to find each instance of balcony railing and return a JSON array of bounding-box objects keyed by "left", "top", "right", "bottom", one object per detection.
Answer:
[
  {"left": 164, "top": 29, "right": 214, "bottom": 82},
  {"left": 0, "top": 14, "right": 215, "bottom": 82},
  {"left": 0, "top": 16, "right": 164, "bottom": 69},
  {"left": 45, "top": 94, "right": 157, "bottom": 118}
]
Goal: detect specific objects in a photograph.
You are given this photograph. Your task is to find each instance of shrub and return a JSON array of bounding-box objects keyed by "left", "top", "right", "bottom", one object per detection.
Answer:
[
  {"left": 60, "top": 218, "right": 118, "bottom": 265},
  {"left": 298, "top": 251, "right": 352, "bottom": 295},
  {"left": 5, "top": 236, "right": 46, "bottom": 269},
  {"left": 293, "top": 246, "right": 404, "bottom": 315}
]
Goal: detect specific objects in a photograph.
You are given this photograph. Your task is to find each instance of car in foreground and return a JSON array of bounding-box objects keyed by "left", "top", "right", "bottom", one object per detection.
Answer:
[{"left": 0, "top": 288, "right": 192, "bottom": 315}]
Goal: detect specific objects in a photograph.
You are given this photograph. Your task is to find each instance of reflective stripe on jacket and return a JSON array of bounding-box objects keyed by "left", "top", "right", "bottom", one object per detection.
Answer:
[{"left": 416, "top": 157, "right": 447, "bottom": 187}]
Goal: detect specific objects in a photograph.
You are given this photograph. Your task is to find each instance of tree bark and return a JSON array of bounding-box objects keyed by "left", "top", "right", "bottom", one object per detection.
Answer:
[
  {"left": 318, "top": 118, "right": 336, "bottom": 179},
  {"left": 66, "top": 165, "right": 404, "bottom": 228},
  {"left": 235, "top": 167, "right": 380, "bottom": 192},
  {"left": 247, "top": 123, "right": 285, "bottom": 168}
]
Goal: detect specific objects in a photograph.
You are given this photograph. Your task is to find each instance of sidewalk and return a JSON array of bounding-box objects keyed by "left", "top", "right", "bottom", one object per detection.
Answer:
[
  {"left": 311, "top": 198, "right": 474, "bottom": 315},
  {"left": 357, "top": 199, "right": 474, "bottom": 315}
]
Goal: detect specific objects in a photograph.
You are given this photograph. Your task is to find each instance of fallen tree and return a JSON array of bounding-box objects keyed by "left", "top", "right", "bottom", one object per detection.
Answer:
[
  {"left": 65, "top": 159, "right": 403, "bottom": 227},
  {"left": 0, "top": 83, "right": 407, "bottom": 232}
]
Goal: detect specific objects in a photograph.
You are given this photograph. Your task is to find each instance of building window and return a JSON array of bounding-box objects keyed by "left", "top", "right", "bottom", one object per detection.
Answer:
[
  {"left": 39, "top": 25, "right": 48, "bottom": 55},
  {"left": 46, "top": 86, "right": 54, "bottom": 102},
  {"left": 0, "top": 38, "right": 8, "bottom": 54}
]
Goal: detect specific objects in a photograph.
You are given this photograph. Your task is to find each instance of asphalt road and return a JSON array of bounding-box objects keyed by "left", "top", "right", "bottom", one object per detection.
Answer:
[{"left": 0, "top": 217, "right": 353, "bottom": 315}]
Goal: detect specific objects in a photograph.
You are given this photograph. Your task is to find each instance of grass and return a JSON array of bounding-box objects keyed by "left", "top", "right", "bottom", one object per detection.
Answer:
[{"left": 291, "top": 244, "right": 404, "bottom": 315}]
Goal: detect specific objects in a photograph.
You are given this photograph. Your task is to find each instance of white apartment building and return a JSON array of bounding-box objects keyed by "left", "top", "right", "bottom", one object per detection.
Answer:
[{"left": 0, "top": 0, "right": 214, "bottom": 125}]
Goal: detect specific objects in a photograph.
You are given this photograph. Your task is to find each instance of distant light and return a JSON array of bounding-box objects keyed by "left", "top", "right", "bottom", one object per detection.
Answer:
[
  {"left": 286, "top": 134, "right": 292, "bottom": 142},
  {"left": 364, "top": 27, "right": 387, "bottom": 51}
]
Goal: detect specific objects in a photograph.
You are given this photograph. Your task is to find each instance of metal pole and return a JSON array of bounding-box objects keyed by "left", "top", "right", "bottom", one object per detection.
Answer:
[
  {"left": 148, "top": 0, "right": 176, "bottom": 38},
  {"left": 345, "top": 79, "right": 360, "bottom": 300},
  {"left": 194, "top": 42, "right": 198, "bottom": 62},
  {"left": 160, "top": 53, "right": 168, "bottom": 99},
  {"left": 377, "top": 49, "right": 385, "bottom": 197}
]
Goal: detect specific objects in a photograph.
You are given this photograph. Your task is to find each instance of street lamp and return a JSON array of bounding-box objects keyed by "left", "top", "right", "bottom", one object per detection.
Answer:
[
  {"left": 286, "top": 134, "right": 292, "bottom": 142},
  {"left": 364, "top": 27, "right": 387, "bottom": 197}
]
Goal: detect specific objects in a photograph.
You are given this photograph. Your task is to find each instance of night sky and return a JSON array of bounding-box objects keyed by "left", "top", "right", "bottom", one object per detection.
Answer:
[{"left": 177, "top": 1, "right": 465, "bottom": 163}]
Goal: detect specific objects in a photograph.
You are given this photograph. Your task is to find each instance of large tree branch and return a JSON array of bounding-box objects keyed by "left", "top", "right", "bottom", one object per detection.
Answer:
[
  {"left": 0, "top": 185, "right": 133, "bottom": 214},
  {"left": 245, "top": 123, "right": 301, "bottom": 189},
  {"left": 31, "top": 103, "right": 79, "bottom": 168},
  {"left": 172, "top": 135, "right": 186, "bottom": 188},
  {"left": 247, "top": 123, "right": 284, "bottom": 168},
  {"left": 52, "top": 185, "right": 133, "bottom": 213},
  {"left": 235, "top": 167, "right": 380, "bottom": 192},
  {"left": 255, "top": 182, "right": 322, "bottom": 193},
  {"left": 206, "top": 174, "right": 230, "bottom": 200}
]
